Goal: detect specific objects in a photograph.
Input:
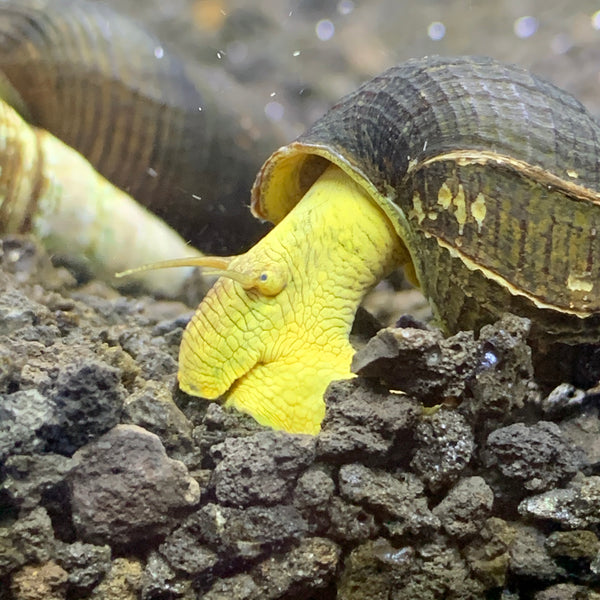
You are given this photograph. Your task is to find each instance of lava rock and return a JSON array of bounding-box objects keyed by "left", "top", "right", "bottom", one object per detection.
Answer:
[
  {"left": 483, "top": 422, "right": 583, "bottom": 493},
  {"left": 201, "top": 573, "right": 260, "bottom": 600},
  {"left": 338, "top": 538, "right": 485, "bottom": 600},
  {"left": 44, "top": 357, "right": 126, "bottom": 455},
  {"left": 0, "top": 390, "right": 58, "bottom": 461},
  {"left": 327, "top": 497, "right": 380, "bottom": 543},
  {"left": 160, "top": 503, "right": 307, "bottom": 571},
  {"left": 463, "top": 517, "right": 514, "bottom": 589},
  {"left": 0, "top": 508, "right": 55, "bottom": 578},
  {"left": 69, "top": 425, "right": 200, "bottom": 547},
  {"left": 10, "top": 560, "right": 69, "bottom": 600},
  {"left": 248, "top": 537, "right": 340, "bottom": 599},
  {"left": 519, "top": 476, "right": 600, "bottom": 528},
  {"left": 465, "top": 315, "right": 537, "bottom": 424},
  {"left": 534, "top": 583, "right": 600, "bottom": 600},
  {"left": 121, "top": 380, "right": 194, "bottom": 455},
  {"left": 2, "top": 453, "right": 74, "bottom": 510},
  {"left": 432, "top": 476, "right": 494, "bottom": 539},
  {"left": 54, "top": 541, "right": 111, "bottom": 595},
  {"left": 293, "top": 468, "right": 335, "bottom": 533},
  {"left": 317, "top": 378, "right": 420, "bottom": 464},
  {"left": 351, "top": 326, "right": 479, "bottom": 403},
  {"left": 338, "top": 464, "right": 439, "bottom": 536},
  {"left": 545, "top": 530, "right": 600, "bottom": 561},
  {"left": 88, "top": 558, "right": 144, "bottom": 600},
  {"left": 141, "top": 552, "right": 193, "bottom": 600},
  {"left": 508, "top": 524, "right": 561, "bottom": 580},
  {"left": 211, "top": 431, "right": 315, "bottom": 507},
  {"left": 410, "top": 409, "right": 475, "bottom": 492}
]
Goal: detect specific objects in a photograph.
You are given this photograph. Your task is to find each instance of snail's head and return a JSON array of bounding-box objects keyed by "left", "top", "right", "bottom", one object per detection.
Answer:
[{"left": 117, "top": 165, "right": 405, "bottom": 434}]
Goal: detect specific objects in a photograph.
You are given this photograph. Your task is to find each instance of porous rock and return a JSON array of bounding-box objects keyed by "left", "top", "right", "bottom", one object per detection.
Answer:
[
  {"left": 351, "top": 326, "right": 479, "bottom": 403},
  {"left": 534, "top": 583, "right": 600, "bottom": 600},
  {"left": 519, "top": 476, "right": 600, "bottom": 528},
  {"left": 410, "top": 409, "right": 475, "bottom": 492},
  {"left": 432, "top": 476, "right": 494, "bottom": 539},
  {"left": 545, "top": 530, "right": 600, "bottom": 561},
  {"left": 121, "top": 379, "right": 194, "bottom": 455},
  {"left": 10, "top": 560, "right": 68, "bottom": 600},
  {"left": 293, "top": 467, "right": 335, "bottom": 534},
  {"left": 141, "top": 552, "right": 194, "bottom": 600},
  {"left": 338, "top": 538, "right": 485, "bottom": 600},
  {"left": 464, "top": 315, "right": 537, "bottom": 424},
  {"left": 44, "top": 356, "right": 126, "bottom": 455},
  {"left": 248, "top": 537, "right": 340, "bottom": 599},
  {"left": 88, "top": 558, "right": 144, "bottom": 600},
  {"left": 2, "top": 453, "right": 74, "bottom": 510},
  {"left": 338, "top": 463, "right": 439, "bottom": 536},
  {"left": 211, "top": 430, "right": 315, "bottom": 507},
  {"left": 201, "top": 574, "right": 259, "bottom": 600},
  {"left": 158, "top": 503, "right": 307, "bottom": 573},
  {"left": 483, "top": 421, "right": 583, "bottom": 493},
  {"left": 508, "top": 524, "right": 561, "bottom": 580},
  {"left": 0, "top": 508, "right": 55, "bottom": 578},
  {"left": 69, "top": 424, "right": 200, "bottom": 547},
  {"left": 317, "top": 378, "right": 420, "bottom": 464},
  {"left": 327, "top": 496, "right": 380, "bottom": 543},
  {"left": 0, "top": 390, "right": 58, "bottom": 461},
  {"left": 54, "top": 541, "right": 112, "bottom": 595},
  {"left": 463, "top": 517, "right": 514, "bottom": 588}
]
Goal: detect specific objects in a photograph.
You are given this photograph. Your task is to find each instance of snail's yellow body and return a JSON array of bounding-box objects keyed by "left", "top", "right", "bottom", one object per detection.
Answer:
[{"left": 179, "top": 165, "right": 404, "bottom": 433}]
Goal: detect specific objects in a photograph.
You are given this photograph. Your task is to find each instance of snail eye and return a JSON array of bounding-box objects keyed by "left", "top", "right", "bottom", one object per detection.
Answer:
[{"left": 254, "top": 266, "right": 287, "bottom": 296}]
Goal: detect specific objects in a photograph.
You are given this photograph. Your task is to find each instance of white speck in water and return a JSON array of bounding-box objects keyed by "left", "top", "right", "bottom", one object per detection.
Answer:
[
  {"left": 147, "top": 167, "right": 158, "bottom": 178},
  {"left": 514, "top": 16, "right": 538, "bottom": 39},
  {"left": 154, "top": 45, "right": 164, "bottom": 59},
  {"left": 198, "top": 106, "right": 202, "bottom": 111},
  {"left": 592, "top": 10, "right": 600, "bottom": 30},
  {"left": 427, "top": 21, "right": 446, "bottom": 41},
  {"left": 270, "top": 91, "right": 277, "bottom": 97},
  {"left": 292, "top": 50, "right": 301, "bottom": 57},
  {"left": 192, "top": 194, "right": 202, "bottom": 201},
  {"left": 316, "top": 19, "right": 335, "bottom": 41},
  {"left": 551, "top": 32, "right": 572, "bottom": 54},
  {"left": 216, "top": 50, "right": 224, "bottom": 59},
  {"left": 264, "top": 101, "right": 285, "bottom": 121},
  {"left": 337, "top": 0, "right": 354, "bottom": 15}
]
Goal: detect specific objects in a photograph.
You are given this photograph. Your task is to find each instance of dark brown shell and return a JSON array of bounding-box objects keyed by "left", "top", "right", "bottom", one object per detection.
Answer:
[
  {"left": 0, "top": 0, "right": 282, "bottom": 254},
  {"left": 253, "top": 55, "right": 600, "bottom": 344}
]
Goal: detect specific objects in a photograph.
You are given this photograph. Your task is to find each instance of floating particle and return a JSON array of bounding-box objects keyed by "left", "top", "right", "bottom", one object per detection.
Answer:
[
  {"left": 427, "top": 21, "right": 446, "bottom": 41},
  {"left": 551, "top": 32, "right": 572, "bottom": 54},
  {"left": 316, "top": 19, "right": 335, "bottom": 41},
  {"left": 154, "top": 45, "right": 164, "bottom": 59},
  {"left": 337, "top": 0, "right": 354, "bottom": 15},
  {"left": 264, "top": 101, "right": 284, "bottom": 121},
  {"left": 514, "top": 16, "right": 538, "bottom": 39}
]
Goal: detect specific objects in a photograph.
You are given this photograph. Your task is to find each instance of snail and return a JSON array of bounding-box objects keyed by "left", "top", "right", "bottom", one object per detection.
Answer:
[
  {"left": 1, "top": 2, "right": 598, "bottom": 435},
  {"left": 126, "top": 55, "right": 600, "bottom": 434},
  {"left": 0, "top": 0, "right": 280, "bottom": 292}
]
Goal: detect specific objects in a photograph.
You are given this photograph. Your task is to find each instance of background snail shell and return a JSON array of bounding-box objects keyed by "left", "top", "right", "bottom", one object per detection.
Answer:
[
  {"left": 253, "top": 55, "right": 600, "bottom": 345},
  {"left": 0, "top": 0, "right": 285, "bottom": 257}
]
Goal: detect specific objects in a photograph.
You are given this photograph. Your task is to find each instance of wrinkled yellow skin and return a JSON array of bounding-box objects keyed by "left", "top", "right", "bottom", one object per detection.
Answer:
[{"left": 178, "top": 165, "right": 405, "bottom": 434}]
